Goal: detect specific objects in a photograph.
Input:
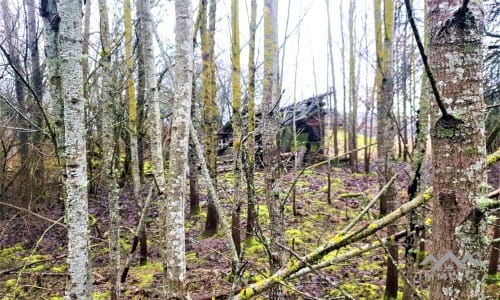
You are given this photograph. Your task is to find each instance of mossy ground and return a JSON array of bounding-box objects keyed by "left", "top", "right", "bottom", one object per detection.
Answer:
[{"left": 0, "top": 154, "right": 498, "bottom": 299}]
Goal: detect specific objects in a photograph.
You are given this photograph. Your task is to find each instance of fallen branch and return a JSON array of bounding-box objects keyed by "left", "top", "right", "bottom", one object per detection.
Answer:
[
  {"left": 0, "top": 254, "right": 67, "bottom": 277},
  {"left": 121, "top": 186, "right": 153, "bottom": 283},
  {"left": 0, "top": 201, "right": 66, "bottom": 228},
  {"left": 234, "top": 188, "right": 433, "bottom": 299},
  {"left": 278, "top": 242, "right": 355, "bottom": 300},
  {"left": 341, "top": 174, "right": 398, "bottom": 235},
  {"left": 290, "top": 228, "right": 412, "bottom": 279}
]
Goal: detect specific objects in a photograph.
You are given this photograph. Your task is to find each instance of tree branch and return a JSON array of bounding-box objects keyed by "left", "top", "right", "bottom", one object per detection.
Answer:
[
  {"left": 403, "top": 0, "right": 449, "bottom": 118},
  {"left": 234, "top": 188, "right": 433, "bottom": 299}
]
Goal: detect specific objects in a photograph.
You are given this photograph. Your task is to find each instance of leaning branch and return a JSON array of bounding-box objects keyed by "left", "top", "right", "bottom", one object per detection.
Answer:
[
  {"left": 121, "top": 185, "right": 154, "bottom": 283},
  {"left": 234, "top": 188, "right": 433, "bottom": 299},
  {"left": 290, "top": 228, "right": 410, "bottom": 279},
  {"left": 403, "top": 0, "right": 449, "bottom": 117},
  {"left": 189, "top": 122, "right": 240, "bottom": 267},
  {"left": 0, "top": 201, "right": 66, "bottom": 228}
]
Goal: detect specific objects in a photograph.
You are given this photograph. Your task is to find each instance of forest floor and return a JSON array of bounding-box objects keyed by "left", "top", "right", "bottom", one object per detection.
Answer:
[{"left": 0, "top": 159, "right": 499, "bottom": 299}]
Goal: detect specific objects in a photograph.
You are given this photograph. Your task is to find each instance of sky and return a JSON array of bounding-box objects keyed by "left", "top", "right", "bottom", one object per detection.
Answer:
[{"left": 146, "top": 0, "right": 377, "bottom": 108}]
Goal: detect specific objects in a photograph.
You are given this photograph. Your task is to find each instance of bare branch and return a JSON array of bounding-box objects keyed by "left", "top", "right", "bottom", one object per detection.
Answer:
[{"left": 403, "top": 0, "right": 449, "bottom": 118}]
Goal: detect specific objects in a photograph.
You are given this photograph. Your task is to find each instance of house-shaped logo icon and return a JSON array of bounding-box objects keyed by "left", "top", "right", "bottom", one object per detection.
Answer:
[{"left": 419, "top": 250, "right": 481, "bottom": 279}]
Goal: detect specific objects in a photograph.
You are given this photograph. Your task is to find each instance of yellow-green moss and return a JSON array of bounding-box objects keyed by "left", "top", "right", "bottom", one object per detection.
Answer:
[
  {"left": 255, "top": 204, "right": 269, "bottom": 221},
  {"left": 129, "top": 261, "right": 163, "bottom": 289},
  {"left": 119, "top": 238, "right": 132, "bottom": 252},
  {"left": 285, "top": 228, "right": 306, "bottom": 245},
  {"left": 464, "top": 146, "right": 477, "bottom": 155},
  {"left": 245, "top": 236, "right": 265, "bottom": 255},
  {"left": 329, "top": 233, "right": 344, "bottom": 244},
  {"left": 50, "top": 265, "right": 67, "bottom": 273},
  {"left": 423, "top": 191, "right": 433, "bottom": 201},
  {"left": 93, "top": 291, "right": 111, "bottom": 300},
  {"left": 5, "top": 279, "right": 17, "bottom": 287},
  {"left": 0, "top": 244, "right": 23, "bottom": 257},
  {"left": 329, "top": 282, "right": 382, "bottom": 298},
  {"left": 143, "top": 161, "right": 153, "bottom": 176},
  {"left": 239, "top": 287, "right": 255, "bottom": 299},
  {"left": 318, "top": 178, "right": 344, "bottom": 193},
  {"left": 357, "top": 260, "right": 382, "bottom": 272}
]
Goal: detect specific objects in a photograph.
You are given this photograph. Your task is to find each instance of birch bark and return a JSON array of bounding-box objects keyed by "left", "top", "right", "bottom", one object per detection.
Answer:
[
  {"left": 262, "top": 0, "right": 285, "bottom": 299},
  {"left": 58, "top": 0, "right": 92, "bottom": 298},
  {"left": 162, "top": 0, "right": 193, "bottom": 297},
  {"left": 98, "top": 0, "right": 121, "bottom": 298}
]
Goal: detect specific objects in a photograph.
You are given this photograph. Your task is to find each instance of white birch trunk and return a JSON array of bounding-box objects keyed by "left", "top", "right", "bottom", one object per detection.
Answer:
[
  {"left": 162, "top": 0, "right": 193, "bottom": 297},
  {"left": 58, "top": 0, "right": 92, "bottom": 298},
  {"left": 262, "top": 1, "right": 285, "bottom": 299},
  {"left": 98, "top": 0, "right": 121, "bottom": 298},
  {"left": 139, "top": 0, "right": 167, "bottom": 194}
]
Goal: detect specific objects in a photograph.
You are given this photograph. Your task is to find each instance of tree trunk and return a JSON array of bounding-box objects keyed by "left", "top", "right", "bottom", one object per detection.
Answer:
[
  {"left": 139, "top": 0, "right": 169, "bottom": 272},
  {"left": 2, "top": 0, "right": 30, "bottom": 199},
  {"left": 263, "top": 1, "right": 285, "bottom": 298},
  {"left": 244, "top": 0, "right": 257, "bottom": 238},
  {"left": 162, "top": 0, "right": 193, "bottom": 297},
  {"left": 339, "top": 0, "right": 348, "bottom": 157},
  {"left": 230, "top": 0, "right": 243, "bottom": 256},
  {"left": 124, "top": 0, "right": 146, "bottom": 265},
  {"left": 26, "top": 0, "right": 45, "bottom": 194},
  {"left": 58, "top": 0, "right": 92, "bottom": 298},
  {"left": 428, "top": 1, "right": 488, "bottom": 298},
  {"left": 348, "top": 0, "right": 358, "bottom": 172},
  {"left": 98, "top": 0, "right": 121, "bottom": 298},
  {"left": 488, "top": 212, "right": 499, "bottom": 276},
  {"left": 374, "top": 0, "right": 398, "bottom": 298},
  {"left": 202, "top": 0, "right": 219, "bottom": 235},
  {"left": 325, "top": 0, "right": 339, "bottom": 158},
  {"left": 41, "top": 0, "right": 64, "bottom": 169}
]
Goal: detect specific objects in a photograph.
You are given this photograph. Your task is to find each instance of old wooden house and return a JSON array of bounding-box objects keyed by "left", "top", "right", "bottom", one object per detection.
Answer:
[{"left": 217, "top": 93, "right": 329, "bottom": 160}]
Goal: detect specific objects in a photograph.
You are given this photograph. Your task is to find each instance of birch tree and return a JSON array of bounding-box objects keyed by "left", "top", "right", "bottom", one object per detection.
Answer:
[
  {"left": 201, "top": 0, "right": 219, "bottom": 235},
  {"left": 124, "top": 0, "right": 147, "bottom": 264},
  {"left": 244, "top": 0, "right": 257, "bottom": 237},
  {"left": 26, "top": 0, "right": 45, "bottom": 192},
  {"left": 40, "top": 0, "right": 64, "bottom": 168},
  {"left": 348, "top": 0, "right": 358, "bottom": 171},
  {"left": 98, "top": 0, "right": 121, "bottom": 297},
  {"left": 427, "top": 0, "right": 488, "bottom": 298},
  {"left": 162, "top": 0, "right": 193, "bottom": 296},
  {"left": 262, "top": 0, "right": 285, "bottom": 298},
  {"left": 1, "top": 0, "right": 29, "bottom": 187},
  {"left": 58, "top": 0, "right": 92, "bottom": 298},
  {"left": 138, "top": 0, "right": 167, "bottom": 208},
  {"left": 230, "top": 0, "right": 243, "bottom": 255},
  {"left": 325, "top": 0, "right": 339, "bottom": 158}
]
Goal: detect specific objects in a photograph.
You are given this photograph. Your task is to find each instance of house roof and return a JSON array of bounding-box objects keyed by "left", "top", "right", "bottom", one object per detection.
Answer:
[
  {"left": 280, "top": 94, "right": 327, "bottom": 126},
  {"left": 218, "top": 92, "right": 329, "bottom": 136}
]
